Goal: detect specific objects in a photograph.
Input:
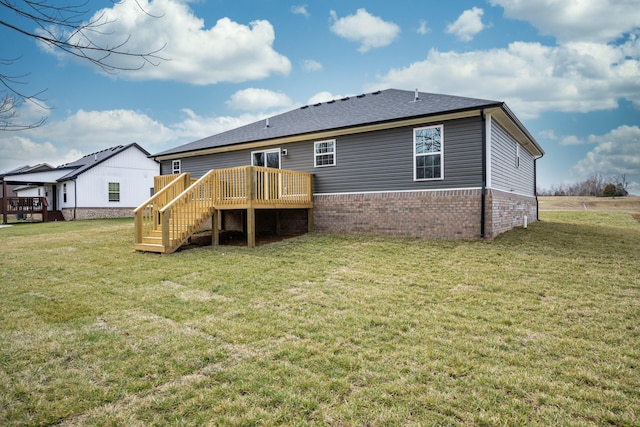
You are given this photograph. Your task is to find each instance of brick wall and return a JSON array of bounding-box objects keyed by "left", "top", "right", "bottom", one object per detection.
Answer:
[
  {"left": 61, "top": 207, "right": 135, "bottom": 220},
  {"left": 314, "top": 190, "right": 484, "bottom": 239},
  {"left": 486, "top": 189, "right": 538, "bottom": 238}
]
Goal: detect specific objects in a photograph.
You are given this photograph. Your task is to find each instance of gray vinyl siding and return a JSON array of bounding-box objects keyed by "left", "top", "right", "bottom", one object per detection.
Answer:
[
  {"left": 161, "top": 116, "right": 485, "bottom": 194},
  {"left": 490, "top": 120, "right": 535, "bottom": 196}
]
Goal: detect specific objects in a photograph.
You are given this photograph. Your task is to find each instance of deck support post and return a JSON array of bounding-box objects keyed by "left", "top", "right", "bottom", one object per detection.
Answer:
[
  {"left": 247, "top": 208, "right": 255, "bottom": 248},
  {"left": 307, "top": 208, "right": 314, "bottom": 233},
  {"left": 2, "top": 180, "right": 6, "bottom": 224},
  {"left": 246, "top": 166, "right": 256, "bottom": 248},
  {"left": 161, "top": 212, "right": 170, "bottom": 252},
  {"left": 212, "top": 210, "right": 219, "bottom": 247},
  {"left": 135, "top": 211, "right": 143, "bottom": 244}
]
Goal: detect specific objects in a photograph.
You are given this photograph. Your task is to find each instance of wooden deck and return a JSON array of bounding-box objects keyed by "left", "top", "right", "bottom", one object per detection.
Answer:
[
  {"left": 1, "top": 197, "right": 49, "bottom": 224},
  {"left": 134, "top": 166, "right": 313, "bottom": 253}
]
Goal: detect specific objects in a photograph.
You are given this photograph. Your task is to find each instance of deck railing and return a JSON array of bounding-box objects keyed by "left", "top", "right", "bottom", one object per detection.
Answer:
[
  {"left": 133, "top": 173, "right": 192, "bottom": 244},
  {"left": 154, "top": 174, "right": 197, "bottom": 193},
  {"left": 159, "top": 169, "right": 218, "bottom": 250},
  {"left": 1, "top": 197, "right": 48, "bottom": 223},
  {"left": 213, "top": 166, "right": 313, "bottom": 208}
]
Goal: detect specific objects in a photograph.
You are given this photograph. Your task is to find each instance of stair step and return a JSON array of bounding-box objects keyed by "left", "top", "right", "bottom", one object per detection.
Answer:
[{"left": 134, "top": 243, "right": 167, "bottom": 253}]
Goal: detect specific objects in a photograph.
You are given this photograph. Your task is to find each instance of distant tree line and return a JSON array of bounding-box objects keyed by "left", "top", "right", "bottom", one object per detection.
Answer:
[{"left": 538, "top": 173, "right": 629, "bottom": 197}]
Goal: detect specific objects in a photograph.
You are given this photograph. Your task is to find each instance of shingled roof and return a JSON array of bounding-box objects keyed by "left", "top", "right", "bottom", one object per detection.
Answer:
[{"left": 154, "top": 89, "right": 510, "bottom": 158}]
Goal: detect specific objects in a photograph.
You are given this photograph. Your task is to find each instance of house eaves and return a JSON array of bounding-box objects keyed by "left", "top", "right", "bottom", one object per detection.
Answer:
[
  {"left": 3, "top": 167, "right": 77, "bottom": 184},
  {"left": 485, "top": 105, "right": 544, "bottom": 158}
]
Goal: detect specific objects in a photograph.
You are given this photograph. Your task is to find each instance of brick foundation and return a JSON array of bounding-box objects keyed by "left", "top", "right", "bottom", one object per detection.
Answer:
[
  {"left": 314, "top": 190, "right": 483, "bottom": 239},
  {"left": 486, "top": 189, "right": 538, "bottom": 238},
  {"left": 61, "top": 207, "right": 135, "bottom": 221},
  {"left": 313, "top": 189, "right": 538, "bottom": 240}
]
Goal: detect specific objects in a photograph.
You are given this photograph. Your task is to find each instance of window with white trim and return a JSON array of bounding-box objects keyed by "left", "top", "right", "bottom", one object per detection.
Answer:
[
  {"left": 515, "top": 143, "right": 520, "bottom": 168},
  {"left": 172, "top": 160, "right": 181, "bottom": 174},
  {"left": 414, "top": 125, "right": 443, "bottom": 180},
  {"left": 108, "top": 182, "right": 120, "bottom": 202},
  {"left": 314, "top": 139, "right": 336, "bottom": 167}
]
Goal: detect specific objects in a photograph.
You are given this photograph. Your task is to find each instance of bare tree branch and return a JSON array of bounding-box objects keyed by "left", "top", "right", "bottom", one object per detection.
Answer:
[{"left": 0, "top": 0, "right": 166, "bottom": 130}]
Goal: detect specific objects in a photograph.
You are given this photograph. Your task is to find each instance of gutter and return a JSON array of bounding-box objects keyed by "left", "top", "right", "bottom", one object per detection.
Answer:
[
  {"left": 534, "top": 152, "right": 544, "bottom": 221},
  {"left": 73, "top": 179, "right": 77, "bottom": 220},
  {"left": 481, "top": 109, "right": 486, "bottom": 239}
]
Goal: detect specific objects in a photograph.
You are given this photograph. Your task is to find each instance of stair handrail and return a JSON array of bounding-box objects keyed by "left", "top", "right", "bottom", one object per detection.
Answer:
[
  {"left": 158, "top": 169, "right": 221, "bottom": 251},
  {"left": 134, "top": 172, "right": 191, "bottom": 244}
]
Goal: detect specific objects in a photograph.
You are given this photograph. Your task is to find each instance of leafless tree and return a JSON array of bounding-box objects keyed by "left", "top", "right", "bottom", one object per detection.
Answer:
[
  {"left": 0, "top": 0, "right": 166, "bottom": 131},
  {"left": 539, "top": 172, "right": 630, "bottom": 197}
]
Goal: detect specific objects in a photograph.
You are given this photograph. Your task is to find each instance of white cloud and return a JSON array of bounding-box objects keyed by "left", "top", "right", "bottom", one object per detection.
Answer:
[
  {"left": 171, "top": 108, "right": 263, "bottom": 140},
  {"left": 27, "top": 109, "right": 175, "bottom": 150},
  {"left": 302, "top": 59, "right": 323, "bottom": 72},
  {"left": 225, "top": 88, "right": 293, "bottom": 111},
  {"left": 306, "top": 91, "right": 354, "bottom": 105},
  {"left": 291, "top": 5, "right": 310, "bottom": 18},
  {"left": 539, "top": 129, "right": 558, "bottom": 140},
  {"left": 489, "top": 0, "right": 640, "bottom": 43},
  {"left": 369, "top": 39, "right": 640, "bottom": 118},
  {"left": 0, "top": 136, "right": 60, "bottom": 171},
  {"left": 559, "top": 135, "right": 585, "bottom": 146},
  {"left": 446, "top": 7, "right": 486, "bottom": 42},
  {"left": 417, "top": 20, "right": 431, "bottom": 35},
  {"left": 45, "top": 0, "right": 291, "bottom": 84},
  {"left": 570, "top": 125, "right": 640, "bottom": 183},
  {"left": 0, "top": 104, "right": 265, "bottom": 173},
  {"left": 329, "top": 8, "right": 400, "bottom": 53}
]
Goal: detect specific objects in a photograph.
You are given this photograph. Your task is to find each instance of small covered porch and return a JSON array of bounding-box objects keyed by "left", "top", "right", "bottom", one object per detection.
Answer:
[{"left": 1, "top": 168, "right": 68, "bottom": 224}]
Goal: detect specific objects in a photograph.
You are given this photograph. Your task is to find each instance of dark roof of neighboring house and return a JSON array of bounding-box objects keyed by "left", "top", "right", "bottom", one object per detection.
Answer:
[
  {"left": 1, "top": 143, "right": 153, "bottom": 184},
  {"left": 0, "top": 163, "right": 53, "bottom": 179},
  {"left": 56, "top": 143, "right": 152, "bottom": 181},
  {"left": 154, "top": 88, "right": 539, "bottom": 158}
]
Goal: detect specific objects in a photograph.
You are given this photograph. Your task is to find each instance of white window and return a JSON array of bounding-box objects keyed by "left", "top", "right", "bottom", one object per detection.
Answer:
[
  {"left": 515, "top": 143, "right": 520, "bottom": 168},
  {"left": 414, "top": 125, "right": 443, "bottom": 180},
  {"left": 172, "top": 160, "right": 181, "bottom": 174},
  {"left": 108, "top": 182, "right": 120, "bottom": 202},
  {"left": 252, "top": 149, "right": 281, "bottom": 168},
  {"left": 314, "top": 140, "right": 336, "bottom": 167}
]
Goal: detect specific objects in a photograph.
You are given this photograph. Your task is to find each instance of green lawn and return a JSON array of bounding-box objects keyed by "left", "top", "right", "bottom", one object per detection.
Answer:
[{"left": 1, "top": 212, "right": 639, "bottom": 426}]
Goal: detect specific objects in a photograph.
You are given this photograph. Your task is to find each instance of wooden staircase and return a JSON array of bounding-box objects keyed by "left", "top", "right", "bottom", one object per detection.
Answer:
[
  {"left": 135, "top": 206, "right": 214, "bottom": 253},
  {"left": 133, "top": 171, "right": 212, "bottom": 254}
]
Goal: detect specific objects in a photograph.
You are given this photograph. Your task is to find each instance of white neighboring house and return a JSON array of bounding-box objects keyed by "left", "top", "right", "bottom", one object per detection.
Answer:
[{"left": 4, "top": 144, "right": 159, "bottom": 220}]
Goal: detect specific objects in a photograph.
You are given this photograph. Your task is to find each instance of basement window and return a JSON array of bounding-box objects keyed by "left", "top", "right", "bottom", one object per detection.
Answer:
[
  {"left": 314, "top": 140, "right": 336, "bottom": 167},
  {"left": 414, "top": 125, "right": 444, "bottom": 180},
  {"left": 108, "top": 182, "right": 120, "bottom": 202}
]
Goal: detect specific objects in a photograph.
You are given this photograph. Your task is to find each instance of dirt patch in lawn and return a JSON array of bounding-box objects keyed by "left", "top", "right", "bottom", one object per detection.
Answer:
[{"left": 178, "top": 230, "right": 303, "bottom": 250}]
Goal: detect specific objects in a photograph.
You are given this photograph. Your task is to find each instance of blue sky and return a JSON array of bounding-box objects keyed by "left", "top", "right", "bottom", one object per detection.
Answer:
[{"left": 1, "top": 0, "right": 639, "bottom": 193}]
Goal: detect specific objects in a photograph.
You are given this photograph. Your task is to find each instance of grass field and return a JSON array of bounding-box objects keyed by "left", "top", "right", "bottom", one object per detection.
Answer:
[{"left": 1, "top": 201, "right": 639, "bottom": 426}]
